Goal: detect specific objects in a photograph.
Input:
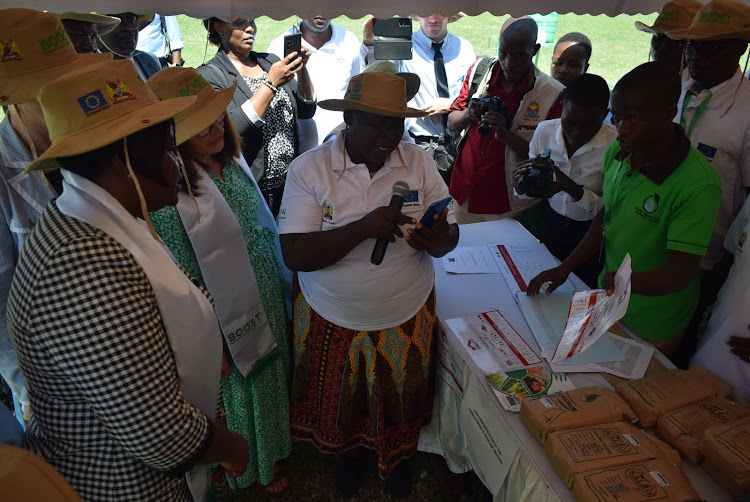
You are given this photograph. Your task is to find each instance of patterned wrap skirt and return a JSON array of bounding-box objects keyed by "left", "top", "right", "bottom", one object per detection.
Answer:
[{"left": 290, "top": 289, "right": 437, "bottom": 479}]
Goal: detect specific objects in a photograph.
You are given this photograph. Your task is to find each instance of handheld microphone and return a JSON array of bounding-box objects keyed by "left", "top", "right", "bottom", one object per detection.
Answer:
[{"left": 371, "top": 181, "right": 410, "bottom": 265}]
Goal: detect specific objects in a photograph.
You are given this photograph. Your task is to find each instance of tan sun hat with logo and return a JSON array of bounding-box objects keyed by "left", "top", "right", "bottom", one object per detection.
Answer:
[
  {"left": 0, "top": 8, "right": 111, "bottom": 105},
  {"left": 58, "top": 12, "right": 121, "bottom": 36},
  {"left": 635, "top": 0, "right": 704, "bottom": 35},
  {"left": 667, "top": 0, "right": 750, "bottom": 40},
  {"left": 319, "top": 72, "right": 426, "bottom": 118},
  {"left": 25, "top": 59, "right": 196, "bottom": 173},
  {"left": 147, "top": 67, "right": 237, "bottom": 145}
]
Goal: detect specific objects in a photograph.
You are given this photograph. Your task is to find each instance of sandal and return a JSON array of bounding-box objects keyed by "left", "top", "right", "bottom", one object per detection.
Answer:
[{"left": 259, "top": 464, "right": 289, "bottom": 494}]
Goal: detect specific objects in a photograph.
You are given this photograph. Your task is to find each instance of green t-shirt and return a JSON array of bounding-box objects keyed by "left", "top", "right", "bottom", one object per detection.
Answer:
[{"left": 599, "top": 141, "right": 722, "bottom": 342}]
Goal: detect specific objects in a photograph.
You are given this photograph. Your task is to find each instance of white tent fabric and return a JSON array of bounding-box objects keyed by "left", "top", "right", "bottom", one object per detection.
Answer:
[{"left": 7, "top": 0, "right": 738, "bottom": 20}]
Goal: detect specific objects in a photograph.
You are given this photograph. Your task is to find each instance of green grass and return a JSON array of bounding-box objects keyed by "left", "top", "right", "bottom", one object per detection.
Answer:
[{"left": 177, "top": 13, "right": 659, "bottom": 88}]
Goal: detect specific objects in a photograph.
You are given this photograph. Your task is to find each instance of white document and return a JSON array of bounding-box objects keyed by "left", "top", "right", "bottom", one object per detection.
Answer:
[
  {"left": 551, "top": 254, "right": 632, "bottom": 364},
  {"left": 446, "top": 311, "right": 543, "bottom": 374},
  {"left": 593, "top": 335, "right": 654, "bottom": 380},
  {"left": 489, "top": 242, "right": 575, "bottom": 298},
  {"left": 442, "top": 246, "right": 500, "bottom": 274},
  {"left": 460, "top": 375, "right": 519, "bottom": 495}
]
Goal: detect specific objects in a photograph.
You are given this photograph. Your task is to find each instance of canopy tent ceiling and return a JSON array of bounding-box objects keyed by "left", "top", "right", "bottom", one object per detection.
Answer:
[{"left": 3, "top": 0, "right": 721, "bottom": 20}]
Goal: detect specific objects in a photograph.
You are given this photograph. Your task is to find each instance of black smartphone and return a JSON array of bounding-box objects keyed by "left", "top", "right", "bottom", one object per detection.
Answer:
[
  {"left": 372, "top": 17, "right": 412, "bottom": 60},
  {"left": 283, "top": 33, "right": 302, "bottom": 58}
]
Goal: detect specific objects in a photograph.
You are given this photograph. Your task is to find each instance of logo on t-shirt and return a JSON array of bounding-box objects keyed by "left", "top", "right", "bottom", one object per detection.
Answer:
[
  {"left": 643, "top": 194, "right": 660, "bottom": 214},
  {"left": 322, "top": 200, "right": 334, "bottom": 222},
  {"left": 697, "top": 143, "right": 717, "bottom": 160},
  {"left": 525, "top": 101, "right": 540, "bottom": 119},
  {"left": 740, "top": 232, "right": 747, "bottom": 250}
]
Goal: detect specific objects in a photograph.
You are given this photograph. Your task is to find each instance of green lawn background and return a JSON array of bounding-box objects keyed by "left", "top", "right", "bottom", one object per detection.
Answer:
[{"left": 178, "top": 13, "right": 659, "bottom": 88}]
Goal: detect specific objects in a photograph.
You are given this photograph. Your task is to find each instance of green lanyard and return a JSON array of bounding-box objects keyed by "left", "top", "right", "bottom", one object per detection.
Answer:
[{"left": 679, "top": 91, "right": 712, "bottom": 139}]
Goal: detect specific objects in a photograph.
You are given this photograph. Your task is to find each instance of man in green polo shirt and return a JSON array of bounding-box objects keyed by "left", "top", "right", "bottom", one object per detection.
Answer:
[{"left": 527, "top": 62, "right": 721, "bottom": 357}]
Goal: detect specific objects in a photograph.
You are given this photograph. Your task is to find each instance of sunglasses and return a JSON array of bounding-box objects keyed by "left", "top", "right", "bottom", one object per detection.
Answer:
[{"left": 197, "top": 112, "right": 226, "bottom": 138}]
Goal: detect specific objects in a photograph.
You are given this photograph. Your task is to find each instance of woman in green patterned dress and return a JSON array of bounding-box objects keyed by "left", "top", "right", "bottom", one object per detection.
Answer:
[{"left": 147, "top": 68, "right": 292, "bottom": 494}]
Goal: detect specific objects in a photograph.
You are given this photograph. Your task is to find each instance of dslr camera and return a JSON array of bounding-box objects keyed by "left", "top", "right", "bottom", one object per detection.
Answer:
[
  {"left": 517, "top": 148, "right": 554, "bottom": 198},
  {"left": 471, "top": 96, "right": 508, "bottom": 136}
]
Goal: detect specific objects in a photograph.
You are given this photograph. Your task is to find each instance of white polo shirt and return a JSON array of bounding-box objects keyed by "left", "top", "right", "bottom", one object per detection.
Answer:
[
  {"left": 528, "top": 118, "right": 617, "bottom": 222},
  {"left": 268, "top": 24, "right": 362, "bottom": 151},
  {"left": 691, "top": 195, "right": 750, "bottom": 405},
  {"left": 278, "top": 131, "right": 456, "bottom": 331},
  {"left": 675, "top": 67, "right": 750, "bottom": 270}
]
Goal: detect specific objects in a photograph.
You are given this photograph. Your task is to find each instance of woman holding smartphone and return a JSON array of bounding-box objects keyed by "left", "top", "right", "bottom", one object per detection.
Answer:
[{"left": 199, "top": 17, "right": 316, "bottom": 217}]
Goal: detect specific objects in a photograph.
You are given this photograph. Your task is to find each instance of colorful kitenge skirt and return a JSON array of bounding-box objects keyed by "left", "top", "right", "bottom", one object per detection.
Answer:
[{"left": 290, "top": 289, "right": 437, "bottom": 479}]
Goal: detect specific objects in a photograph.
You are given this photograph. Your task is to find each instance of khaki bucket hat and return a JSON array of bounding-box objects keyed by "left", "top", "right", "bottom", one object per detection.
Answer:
[
  {"left": 0, "top": 8, "right": 111, "bottom": 105},
  {"left": 147, "top": 67, "right": 237, "bottom": 145},
  {"left": 58, "top": 12, "right": 121, "bottom": 36},
  {"left": 635, "top": 0, "right": 704, "bottom": 34},
  {"left": 0, "top": 445, "right": 81, "bottom": 501},
  {"left": 25, "top": 59, "right": 196, "bottom": 173},
  {"left": 667, "top": 0, "right": 750, "bottom": 41},
  {"left": 319, "top": 72, "right": 427, "bottom": 118}
]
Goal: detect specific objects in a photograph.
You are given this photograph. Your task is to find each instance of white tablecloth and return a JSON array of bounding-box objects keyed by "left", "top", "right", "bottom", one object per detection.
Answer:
[{"left": 417, "top": 219, "right": 731, "bottom": 502}]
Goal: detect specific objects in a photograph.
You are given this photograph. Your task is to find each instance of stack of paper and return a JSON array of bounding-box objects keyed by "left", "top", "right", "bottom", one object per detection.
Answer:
[
  {"left": 489, "top": 242, "right": 575, "bottom": 299},
  {"left": 446, "top": 311, "right": 544, "bottom": 375},
  {"left": 516, "top": 291, "right": 653, "bottom": 379}
]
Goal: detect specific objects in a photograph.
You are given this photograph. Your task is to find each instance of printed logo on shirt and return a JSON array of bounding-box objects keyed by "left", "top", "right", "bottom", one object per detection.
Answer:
[
  {"left": 697, "top": 143, "right": 717, "bottom": 160},
  {"left": 77, "top": 89, "right": 110, "bottom": 116},
  {"left": 643, "top": 194, "right": 660, "bottom": 214},
  {"left": 322, "top": 200, "right": 335, "bottom": 224},
  {"left": 739, "top": 232, "right": 747, "bottom": 250},
  {"left": 525, "top": 101, "right": 540, "bottom": 119},
  {"left": 634, "top": 194, "right": 661, "bottom": 223},
  {"left": 106, "top": 79, "right": 135, "bottom": 104},
  {"left": 402, "top": 190, "right": 421, "bottom": 208},
  {"left": 1, "top": 39, "right": 21, "bottom": 62}
]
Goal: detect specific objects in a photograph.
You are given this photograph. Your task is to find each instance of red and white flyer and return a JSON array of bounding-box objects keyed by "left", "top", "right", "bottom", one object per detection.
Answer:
[{"left": 551, "top": 254, "right": 632, "bottom": 363}]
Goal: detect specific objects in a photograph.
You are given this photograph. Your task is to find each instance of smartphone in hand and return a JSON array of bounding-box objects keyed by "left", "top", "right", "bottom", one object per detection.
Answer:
[
  {"left": 283, "top": 33, "right": 302, "bottom": 58},
  {"left": 419, "top": 197, "right": 452, "bottom": 227}
]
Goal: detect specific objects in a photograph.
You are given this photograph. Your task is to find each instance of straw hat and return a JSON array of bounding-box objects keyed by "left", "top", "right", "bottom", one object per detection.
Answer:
[
  {"left": 319, "top": 72, "right": 427, "bottom": 118},
  {"left": 58, "top": 12, "right": 121, "bottom": 36},
  {"left": 147, "top": 67, "right": 237, "bottom": 145},
  {"left": 0, "top": 8, "right": 111, "bottom": 105},
  {"left": 361, "top": 60, "right": 420, "bottom": 101},
  {"left": 635, "top": 0, "right": 704, "bottom": 34},
  {"left": 0, "top": 445, "right": 82, "bottom": 501},
  {"left": 667, "top": 0, "right": 750, "bottom": 41},
  {"left": 25, "top": 59, "right": 196, "bottom": 173}
]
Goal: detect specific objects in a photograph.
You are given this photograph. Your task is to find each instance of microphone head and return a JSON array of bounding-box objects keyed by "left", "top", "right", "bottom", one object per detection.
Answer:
[{"left": 392, "top": 181, "right": 410, "bottom": 198}]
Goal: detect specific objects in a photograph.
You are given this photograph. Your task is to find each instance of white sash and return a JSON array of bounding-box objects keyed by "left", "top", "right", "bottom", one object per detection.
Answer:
[
  {"left": 56, "top": 170, "right": 221, "bottom": 502},
  {"left": 176, "top": 164, "right": 276, "bottom": 377}
]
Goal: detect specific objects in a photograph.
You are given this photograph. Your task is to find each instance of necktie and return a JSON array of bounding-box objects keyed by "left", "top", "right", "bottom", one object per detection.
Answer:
[{"left": 432, "top": 41, "right": 449, "bottom": 98}]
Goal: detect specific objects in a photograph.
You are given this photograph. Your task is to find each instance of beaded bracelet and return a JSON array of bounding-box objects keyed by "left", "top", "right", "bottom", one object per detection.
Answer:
[{"left": 263, "top": 79, "right": 280, "bottom": 93}]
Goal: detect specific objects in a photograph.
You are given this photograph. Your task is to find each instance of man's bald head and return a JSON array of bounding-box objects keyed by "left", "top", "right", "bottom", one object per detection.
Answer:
[
  {"left": 501, "top": 17, "right": 538, "bottom": 44},
  {"left": 498, "top": 17, "right": 540, "bottom": 85}
]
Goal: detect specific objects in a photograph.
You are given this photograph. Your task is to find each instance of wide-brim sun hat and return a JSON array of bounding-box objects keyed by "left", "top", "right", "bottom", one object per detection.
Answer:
[
  {"left": 361, "top": 60, "right": 420, "bottom": 101},
  {"left": 147, "top": 67, "right": 237, "bottom": 145},
  {"left": 667, "top": 0, "right": 750, "bottom": 41},
  {"left": 25, "top": 58, "right": 196, "bottom": 173},
  {"left": 0, "top": 8, "right": 112, "bottom": 105},
  {"left": 0, "top": 445, "right": 82, "bottom": 501},
  {"left": 319, "top": 72, "right": 427, "bottom": 118},
  {"left": 92, "top": 12, "right": 155, "bottom": 31},
  {"left": 58, "top": 12, "right": 121, "bottom": 36},
  {"left": 634, "top": 0, "right": 704, "bottom": 34}
]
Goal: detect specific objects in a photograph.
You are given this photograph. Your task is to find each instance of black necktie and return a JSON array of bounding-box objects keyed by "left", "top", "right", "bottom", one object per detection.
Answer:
[{"left": 432, "top": 41, "right": 449, "bottom": 98}]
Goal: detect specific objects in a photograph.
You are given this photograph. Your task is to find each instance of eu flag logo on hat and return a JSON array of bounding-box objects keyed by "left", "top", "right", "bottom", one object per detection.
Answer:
[{"left": 77, "top": 90, "right": 109, "bottom": 116}]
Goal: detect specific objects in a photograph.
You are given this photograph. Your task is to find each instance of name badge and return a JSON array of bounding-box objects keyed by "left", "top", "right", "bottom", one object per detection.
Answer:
[{"left": 403, "top": 190, "right": 421, "bottom": 208}]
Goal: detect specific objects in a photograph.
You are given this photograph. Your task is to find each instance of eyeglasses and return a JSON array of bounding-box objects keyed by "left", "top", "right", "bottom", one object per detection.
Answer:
[{"left": 197, "top": 112, "right": 226, "bottom": 138}]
